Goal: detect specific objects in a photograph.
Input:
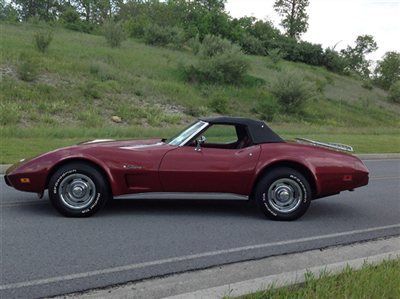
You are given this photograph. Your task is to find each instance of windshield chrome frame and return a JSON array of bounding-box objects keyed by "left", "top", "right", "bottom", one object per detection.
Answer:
[{"left": 169, "top": 121, "right": 209, "bottom": 147}]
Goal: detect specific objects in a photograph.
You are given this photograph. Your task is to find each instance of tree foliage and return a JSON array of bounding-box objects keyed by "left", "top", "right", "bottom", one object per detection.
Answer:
[
  {"left": 273, "top": 0, "right": 309, "bottom": 39},
  {"left": 341, "top": 35, "right": 378, "bottom": 78},
  {"left": 388, "top": 80, "right": 400, "bottom": 103},
  {"left": 374, "top": 52, "right": 400, "bottom": 90}
]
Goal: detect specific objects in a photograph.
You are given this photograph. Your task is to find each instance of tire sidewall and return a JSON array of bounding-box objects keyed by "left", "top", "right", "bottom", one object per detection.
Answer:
[
  {"left": 255, "top": 168, "right": 311, "bottom": 221},
  {"left": 49, "top": 163, "right": 109, "bottom": 217}
]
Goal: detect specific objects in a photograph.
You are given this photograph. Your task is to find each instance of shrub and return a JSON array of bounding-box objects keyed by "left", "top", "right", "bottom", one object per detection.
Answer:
[
  {"left": 239, "top": 34, "right": 266, "bottom": 56},
  {"left": 34, "top": 30, "right": 53, "bottom": 53},
  {"left": 17, "top": 53, "right": 39, "bottom": 82},
  {"left": 187, "top": 34, "right": 201, "bottom": 54},
  {"left": 361, "top": 80, "right": 373, "bottom": 90},
  {"left": 89, "top": 62, "right": 116, "bottom": 81},
  {"left": 209, "top": 95, "right": 228, "bottom": 114},
  {"left": 388, "top": 81, "right": 400, "bottom": 103},
  {"left": 103, "top": 21, "right": 126, "bottom": 48},
  {"left": 268, "top": 48, "right": 285, "bottom": 64},
  {"left": 322, "top": 48, "right": 347, "bottom": 74},
  {"left": 123, "top": 17, "right": 149, "bottom": 38},
  {"left": 271, "top": 71, "right": 314, "bottom": 114},
  {"left": 82, "top": 81, "right": 102, "bottom": 99},
  {"left": 184, "top": 35, "right": 249, "bottom": 85},
  {"left": 253, "top": 96, "right": 279, "bottom": 121},
  {"left": 143, "top": 24, "right": 185, "bottom": 48},
  {"left": 198, "top": 35, "right": 232, "bottom": 58},
  {"left": 0, "top": 102, "right": 21, "bottom": 125}
]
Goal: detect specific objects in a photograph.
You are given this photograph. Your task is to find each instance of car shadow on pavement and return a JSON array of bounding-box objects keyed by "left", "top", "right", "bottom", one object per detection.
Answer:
[{"left": 100, "top": 198, "right": 264, "bottom": 219}]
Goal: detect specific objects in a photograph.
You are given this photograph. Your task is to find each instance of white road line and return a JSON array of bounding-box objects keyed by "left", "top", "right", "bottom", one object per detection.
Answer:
[
  {"left": 370, "top": 176, "right": 400, "bottom": 180},
  {"left": 1, "top": 223, "right": 399, "bottom": 291},
  {"left": 363, "top": 159, "right": 400, "bottom": 162}
]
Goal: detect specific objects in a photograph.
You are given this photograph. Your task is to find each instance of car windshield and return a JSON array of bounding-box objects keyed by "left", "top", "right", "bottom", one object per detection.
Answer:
[{"left": 168, "top": 121, "right": 208, "bottom": 146}]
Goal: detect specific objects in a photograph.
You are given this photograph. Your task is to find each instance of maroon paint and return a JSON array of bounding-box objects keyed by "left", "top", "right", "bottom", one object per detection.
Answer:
[{"left": 5, "top": 139, "right": 369, "bottom": 199}]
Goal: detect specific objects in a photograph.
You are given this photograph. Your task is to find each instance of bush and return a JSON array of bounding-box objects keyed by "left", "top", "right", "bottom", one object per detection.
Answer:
[
  {"left": 17, "top": 53, "right": 39, "bottom": 82},
  {"left": 322, "top": 48, "right": 347, "bottom": 74},
  {"left": 209, "top": 95, "right": 228, "bottom": 113},
  {"left": 198, "top": 35, "right": 232, "bottom": 58},
  {"left": 89, "top": 62, "right": 116, "bottom": 81},
  {"left": 239, "top": 34, "right": 266, "bottom": 56},
  {"left": 123, "top": 17, "right": 149, "bottom": 38},
  {"left": 103, "top": 21, "right": 126, "bottom": 48},
  {"left": 361, "top": 80, "right": 373, "bottom": 90},
  {"left": 34, "top": 30, "right": 53, "bottom": 53},
  {"left": 187, "top": 34, "right": 201, "bottom": 54},
  {"left": 143, "top": 24, "right": 185, "bottom": 48},
  {"left": 388, "top": 81, "right": 400, "bottom": 103},
  {"left": 184, "top": 35, "right": 249, "bottom": 85},
  {"left": 253, "top": 96, "right": 279, "bottom": 121},
  {"left": 271, "top": 71, "right": 314, "bottom": 114},
  {"left": 268, "top": 48, "right": 285, "bottom": 64}
]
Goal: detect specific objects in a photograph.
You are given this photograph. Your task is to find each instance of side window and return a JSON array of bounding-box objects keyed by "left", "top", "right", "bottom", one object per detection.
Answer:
[{"left": 203, "top": 124, "right": 238, "bottom": 144}]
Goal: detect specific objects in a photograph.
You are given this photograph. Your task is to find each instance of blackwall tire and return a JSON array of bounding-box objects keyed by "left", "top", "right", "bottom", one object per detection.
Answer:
[
  {"left": 48, "top": 163, "right": 110, "bottom": 217},
  {"left": 254, "top": 167, "right": 311, "bottom": 221}
]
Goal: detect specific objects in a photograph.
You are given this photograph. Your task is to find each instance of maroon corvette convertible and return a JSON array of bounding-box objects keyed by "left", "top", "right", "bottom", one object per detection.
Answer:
[{"left": 5, "top": 117, "right": 369, "bottom": 220}]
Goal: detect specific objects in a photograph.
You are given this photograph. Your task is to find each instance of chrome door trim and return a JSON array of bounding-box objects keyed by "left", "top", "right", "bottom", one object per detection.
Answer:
[{"left": 114, "top": 192, "right": 249, "bottom": 201}]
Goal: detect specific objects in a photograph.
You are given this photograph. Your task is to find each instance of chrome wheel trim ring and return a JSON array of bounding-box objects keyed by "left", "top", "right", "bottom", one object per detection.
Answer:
[
  {"left": 58, "top": 173, "right": 96, "bottom": 210},
  {"left": 267, "top": 178, "right": 303, "bottom": 214}
]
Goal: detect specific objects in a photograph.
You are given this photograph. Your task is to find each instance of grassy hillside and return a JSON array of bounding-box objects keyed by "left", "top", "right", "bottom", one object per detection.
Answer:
[{"left": 1, "top": 23, "right": 399, "bottom": 162}]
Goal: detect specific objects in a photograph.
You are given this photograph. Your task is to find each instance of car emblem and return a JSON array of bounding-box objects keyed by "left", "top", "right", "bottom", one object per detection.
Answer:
[{"left": 123, "top": 164, "right": 143, "bottom": 170}]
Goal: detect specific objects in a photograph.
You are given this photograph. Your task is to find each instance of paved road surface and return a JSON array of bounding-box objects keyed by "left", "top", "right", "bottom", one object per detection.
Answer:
[{"left": 1, "top": 159, "right": 399, "bottom": 298}]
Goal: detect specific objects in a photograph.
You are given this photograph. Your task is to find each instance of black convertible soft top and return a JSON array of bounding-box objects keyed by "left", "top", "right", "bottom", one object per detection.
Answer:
[{"left": 200, "top": 116, "right": 283, "bottom": 144}]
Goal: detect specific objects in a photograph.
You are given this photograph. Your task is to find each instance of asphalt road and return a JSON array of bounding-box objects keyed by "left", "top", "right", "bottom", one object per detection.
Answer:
[{"left": 1, "top": 159, "right": 399, "bottom": 298}]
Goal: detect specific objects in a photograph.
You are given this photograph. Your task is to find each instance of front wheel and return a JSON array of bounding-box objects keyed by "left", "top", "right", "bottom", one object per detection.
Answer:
[
  {"left": 254, "top": 167, "right": 311, "bottom": 221},
  {"left": 48, "top": 163, "right": 110, "bottom": 217}
]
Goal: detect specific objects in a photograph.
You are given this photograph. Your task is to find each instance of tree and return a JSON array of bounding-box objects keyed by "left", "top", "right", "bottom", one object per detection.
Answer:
[
  {"left": 374, "top": 52, "right": 400, "bottom": 90},
  {"left": 13, "top": 0, "right": 59, "bottom": 21},
  {"left": 194, "top": 0, "right": 226, "bottom": 11},
  {"left": 341, "top": 35, "right": 378, "bottom": 78},
  {"left": 273, "top": 0, "right": 309, "bottom": 39},
  {"left": 0, "top": 0, "right": 19, "bottom": 21}
]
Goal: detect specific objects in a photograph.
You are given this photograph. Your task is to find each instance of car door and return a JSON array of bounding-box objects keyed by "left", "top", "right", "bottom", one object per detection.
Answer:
[{"left": 158, "top": 124, "right": 261, "bottom": 195}]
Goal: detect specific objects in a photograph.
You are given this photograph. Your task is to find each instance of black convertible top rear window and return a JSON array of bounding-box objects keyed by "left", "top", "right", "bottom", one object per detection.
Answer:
[{"left": 199, "top": 117, "right": 283, "bottom": 144}]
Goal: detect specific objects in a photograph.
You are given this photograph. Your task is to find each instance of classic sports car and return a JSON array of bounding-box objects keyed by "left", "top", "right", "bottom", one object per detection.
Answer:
[{"left": 5, "top": 117, "right": 369, "bottom": 220}]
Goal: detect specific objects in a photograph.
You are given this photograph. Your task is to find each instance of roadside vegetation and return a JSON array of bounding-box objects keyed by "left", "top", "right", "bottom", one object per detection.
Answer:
[
  {"left": 236, "top": 258, "right": 400, "bottom": 299},
  {"left": 0, "top": 1, "right": 399, "bottom": 163}
]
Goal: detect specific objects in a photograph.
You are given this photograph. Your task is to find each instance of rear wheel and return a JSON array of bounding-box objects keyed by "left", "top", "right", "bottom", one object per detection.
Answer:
[
  {"left": 254, "top": 167, "right": 311, "bottom": 221},
  {"left": 48, "top": 163, "right": 110, "bottom": 217}
]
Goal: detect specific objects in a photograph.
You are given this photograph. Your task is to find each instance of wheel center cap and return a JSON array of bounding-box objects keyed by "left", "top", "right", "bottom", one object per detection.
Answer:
[
  {"left": 72, "top": 186, "right": 85, "bottom": 198},
  {"left": 277, "top": 189, "right": 290, "bottom": 201}
]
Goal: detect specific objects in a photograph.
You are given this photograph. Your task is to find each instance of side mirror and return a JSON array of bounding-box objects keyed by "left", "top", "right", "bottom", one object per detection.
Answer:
[{"left": 195, "top": 135, "right": 206, "bottom": 151}]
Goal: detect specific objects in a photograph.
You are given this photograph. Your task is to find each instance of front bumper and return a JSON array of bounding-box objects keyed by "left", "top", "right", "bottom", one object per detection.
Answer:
[{"left": 4, "top": 174, "right": 12, "bottom": 187}]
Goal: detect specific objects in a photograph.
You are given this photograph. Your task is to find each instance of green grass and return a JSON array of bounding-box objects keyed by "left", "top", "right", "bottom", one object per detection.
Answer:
[
  {"left": 0, "top": 22, "right": 399, "bottom": 163},
  {"left": 237, "top": 258, "right": 400, "bottom": 299}
]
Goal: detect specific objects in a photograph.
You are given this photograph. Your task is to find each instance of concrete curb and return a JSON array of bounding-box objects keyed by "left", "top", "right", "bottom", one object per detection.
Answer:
[
  {"left": 0, "top": 164, "right": 11, "bottom": 174},
  {"left": 166, "top": 250, "right": 400, "bottom": 299},
  {"left": 1, "top": 154, "right": 399, "bottom": 175}
]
